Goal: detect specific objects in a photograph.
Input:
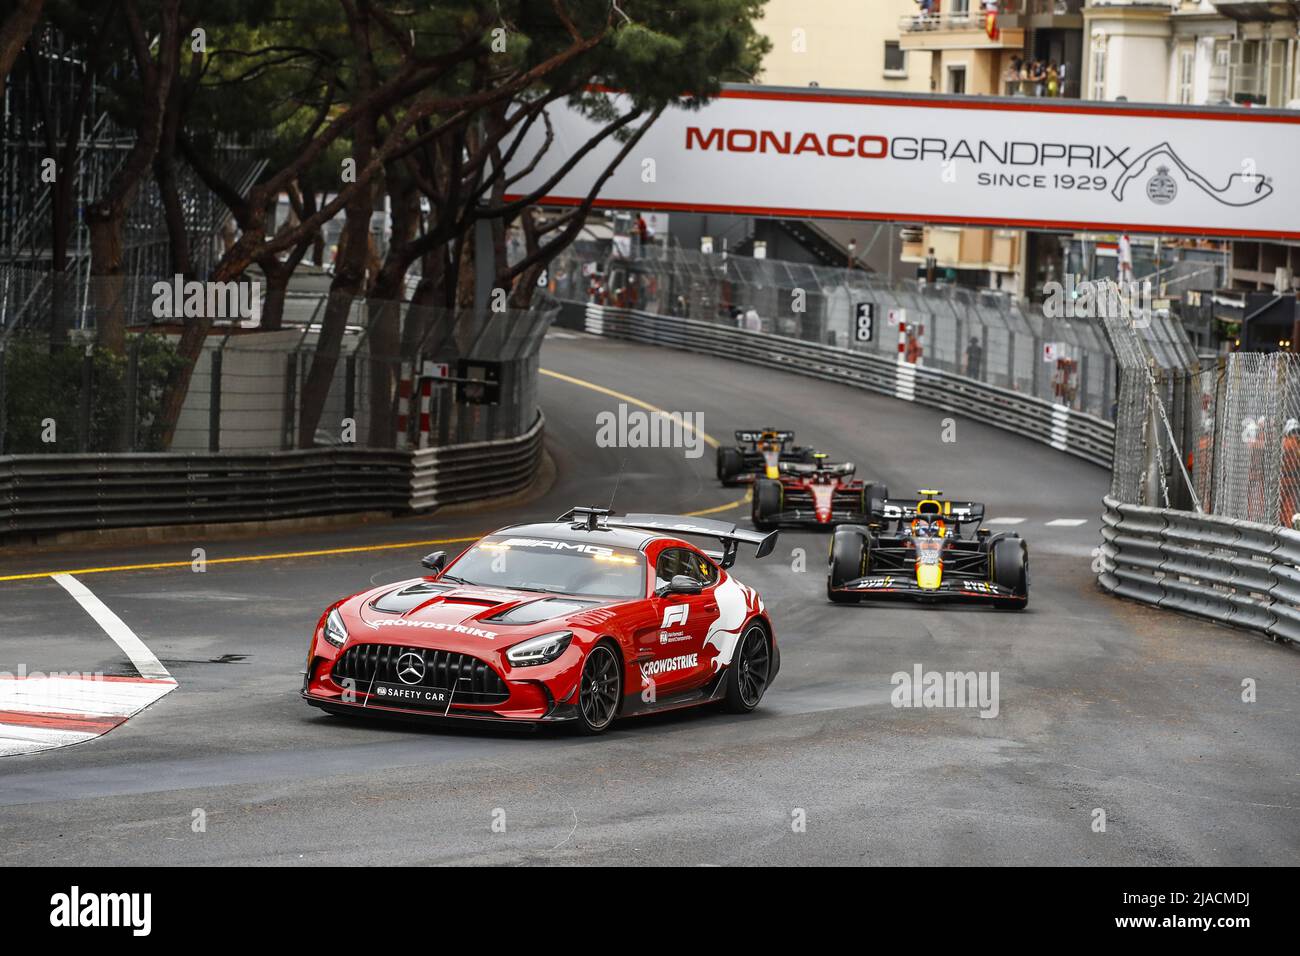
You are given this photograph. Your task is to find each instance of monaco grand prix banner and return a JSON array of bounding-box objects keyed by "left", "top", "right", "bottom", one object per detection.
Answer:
[{"left": 503, "top": 86, "right": 1300, "bottom": 240}]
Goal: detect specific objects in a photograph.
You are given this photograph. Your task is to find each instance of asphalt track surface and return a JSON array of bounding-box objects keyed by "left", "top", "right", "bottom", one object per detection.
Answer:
[{"left": 1, "top": 332, "right": 1296, "bottom": 865}]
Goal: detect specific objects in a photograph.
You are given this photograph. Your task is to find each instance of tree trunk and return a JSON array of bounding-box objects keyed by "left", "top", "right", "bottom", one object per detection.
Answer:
[
  {"left": 0, "top": 1, "right": 44, "bottom": 103},
  {"left": 297, "top": 188, "right": 372, "bottom": 448},
  {"left": 261, "top": 268, "right": 290, "bottom": 331},
  {"left": 86, "top": 212, "right": 127, "bottom": 354}
]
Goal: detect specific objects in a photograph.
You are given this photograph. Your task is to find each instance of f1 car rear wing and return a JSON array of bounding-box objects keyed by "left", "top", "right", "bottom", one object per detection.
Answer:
[
  {"left": 735, "top": 429, "right": 795, "bottom": 445},
  {"left": 558, "top": 507, "right": 778, "bottom": 568},
  {"left": 781, "top": 460, "right": 855, "bottom": 477},
  {"left": 872, "top": 498, "right": 986, "bottom": 528}
]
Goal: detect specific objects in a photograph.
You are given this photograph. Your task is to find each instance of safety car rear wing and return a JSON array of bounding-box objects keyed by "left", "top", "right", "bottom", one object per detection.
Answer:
[{"left": 557, "top": 507, "right": 778, "bottom": 568}]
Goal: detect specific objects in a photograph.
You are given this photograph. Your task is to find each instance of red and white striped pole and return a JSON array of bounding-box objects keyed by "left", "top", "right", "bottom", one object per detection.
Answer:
[
  {"left": 417, "top": 377, "right": 433, "bottom": 448},
  {"left": 395, "top": 361, "right": 413, "bottom": 449}
]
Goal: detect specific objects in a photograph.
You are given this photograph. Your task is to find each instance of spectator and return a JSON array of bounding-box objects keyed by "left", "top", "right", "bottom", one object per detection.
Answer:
[
  {"left": 1047, "top": 62, "right": 1059, "bottom": 98},
  {"left": 966, "top": 336, "right": 984, "bottom": 379},
  {"left": 925, "top": 247, "right": 937, "bottom": 285},
  {"left": 1058, "top": 60, "right": 1069, "bottom": 96},
  {"left": 1282, "top": 419, "right": 1300, "bottom": 527},
  {"left": 1005, "top": 57, "right": 1022, "bottom": 95},
  {"left": 635, "top": 215, "right": 649, "bottom": 250},
  {"left": 1031, "top": 60, "right": 1046, "bottom": 97}
]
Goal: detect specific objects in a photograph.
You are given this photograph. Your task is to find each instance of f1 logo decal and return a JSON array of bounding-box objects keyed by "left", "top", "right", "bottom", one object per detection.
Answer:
[{"left": 662, "top": 604, "right": 690, "bottom": 628}]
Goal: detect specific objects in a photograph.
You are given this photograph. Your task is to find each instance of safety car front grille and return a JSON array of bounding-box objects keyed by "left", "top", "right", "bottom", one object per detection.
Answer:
[{"left": 332, "top": 644, "right": 510, "bottom": 705}]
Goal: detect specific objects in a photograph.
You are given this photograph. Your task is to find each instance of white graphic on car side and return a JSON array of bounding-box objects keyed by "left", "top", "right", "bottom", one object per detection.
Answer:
[{"left": 702, "top": 576, "right": 760, "bottom": 672}]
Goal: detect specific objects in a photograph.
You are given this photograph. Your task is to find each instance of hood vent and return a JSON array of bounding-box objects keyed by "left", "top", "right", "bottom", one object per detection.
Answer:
[
  {"left": 488, "top": 598, "right": 596, "bottom": 625},
  {"left": 370, "top": 582, "right": 451, "bottom": 614}
]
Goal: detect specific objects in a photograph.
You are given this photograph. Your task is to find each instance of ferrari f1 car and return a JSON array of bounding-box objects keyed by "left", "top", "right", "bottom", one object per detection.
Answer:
[
  {"left": 751, "top": 452, "right": 888, "bottom": 530},
  {"left": 303, "top": 508, "right": 780, "bottom": 734},
  {"left": 716, "top": 428, "right": 816, "bottom": 485},
  {"left": 826, "top": 490, "right": 1028, "bottom": 609}
]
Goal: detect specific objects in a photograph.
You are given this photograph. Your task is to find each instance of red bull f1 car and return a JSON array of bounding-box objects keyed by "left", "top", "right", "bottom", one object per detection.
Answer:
[
  {"left": 303, "top": 508, "right": 780, "bottom": 735},
  {"left": 752, "top": 453, "right": 888, "bottom": 530},
  {"left": 716, "top": 428, "right": 816, "bottom": 485},
  {"left": 826, "top": 490, "right": 1028, "bottom": 609}
]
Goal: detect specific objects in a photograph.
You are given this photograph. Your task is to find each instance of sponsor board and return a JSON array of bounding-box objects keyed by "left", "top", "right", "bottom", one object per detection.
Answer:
[{"left": 504, "top": 86, "right": 1299, "bottom": 240}]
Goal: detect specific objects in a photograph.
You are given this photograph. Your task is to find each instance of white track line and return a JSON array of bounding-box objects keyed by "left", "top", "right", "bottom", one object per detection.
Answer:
[
  {"left": 52, "top": 573, "right": 171, "bottom": 680},
  {"left": 985, "top": 517, "right": 1026, "bottom": 525},
  {"left": 1, "top": 576, "right": 176, "bottom": 756},
  {"left": 1045, "top": 518, "right": 1089, "bottom": 527}
]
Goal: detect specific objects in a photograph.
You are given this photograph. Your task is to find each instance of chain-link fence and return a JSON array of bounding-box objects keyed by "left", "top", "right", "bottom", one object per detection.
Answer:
[
  {"left": 1100, "top": 284, "right": 1300, "bottom": 528},
  {"left": 1202, "top": 352, "right": 1300, "bottom": 527},
  {"left": 1, "top": 274, "right": 554, "bottom": 454}
]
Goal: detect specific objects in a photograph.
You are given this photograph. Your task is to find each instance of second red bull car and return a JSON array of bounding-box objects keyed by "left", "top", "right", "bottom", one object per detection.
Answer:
[
  {"left": 826, "top": 490, "right": 1028, "bottom": 608},
  {"left": 302, "top": 508, "right": 780, "bottom": 735},
  {"left": 716, "top": 428, "right": 816, "bottom": 485}
]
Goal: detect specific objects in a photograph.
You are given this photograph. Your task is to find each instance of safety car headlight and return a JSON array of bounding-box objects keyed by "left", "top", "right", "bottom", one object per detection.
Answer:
[
  {"left": 323, "top": 608, "right": 349, "bottom": 647},
  {"left": 506, "top": 631, "right": 573, "bottom": 666}
]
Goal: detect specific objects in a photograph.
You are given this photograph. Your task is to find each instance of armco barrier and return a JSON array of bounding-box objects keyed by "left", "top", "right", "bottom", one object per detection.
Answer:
[
  {"left": 1098, "top": 495, "right": 1300, "bottom": 644},
  {"left": 410, "top": 412, "right": 545, "bottom": 511},
  {"left": 580, "top": 304, "right": 1114, "bottom": 467},
  {"left": 0, "top": 416, "right": 545, "bottom": 540}
]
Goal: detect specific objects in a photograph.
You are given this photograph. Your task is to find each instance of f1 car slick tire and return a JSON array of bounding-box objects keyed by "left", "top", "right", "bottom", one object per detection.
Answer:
[
  {"left": 827, "top": 525, "right": 869, "bottom": 603},
  {"left": 575, "top": 642, "right": 622, "bottom": 734},
  {"left": 716, "top": 446, "right": 745, "bottom": 485},
  {"left": 990, "top": 536, "right": 1029, "bottom": 611},
  {"left": 723, "top": 622, "right": 772, "bottom": 713},
  {"left": 752, "top": 478, "right": 782, "bottom": 530},
  {"left": 862, "top": 482, "right": 889, "bottom": 517}
]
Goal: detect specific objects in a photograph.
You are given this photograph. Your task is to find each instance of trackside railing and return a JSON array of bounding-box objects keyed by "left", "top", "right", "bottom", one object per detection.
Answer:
[
  {"left": 1098, "top": 495, "right": 1300, "bottom": 645},
  {"left": 0, "top": 418, "right": 546, "bottom": 542},
  {"left": 575, "top": 303, "right": 1114, "bottom": 467}
]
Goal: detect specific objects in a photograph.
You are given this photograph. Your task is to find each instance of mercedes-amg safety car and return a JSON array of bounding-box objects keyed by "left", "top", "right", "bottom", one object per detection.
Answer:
[
  {"left": 302, "top": 508, "right": 780, "bottom": 734},
  {"left": 751, "top": 452, "right": 888, "bottom": 530},
  {"left": 716, "top": 428, "right": 816, "bottom": 485},
  {"left": 826, "top": 490, "right": 1028, "bottom": 608}
]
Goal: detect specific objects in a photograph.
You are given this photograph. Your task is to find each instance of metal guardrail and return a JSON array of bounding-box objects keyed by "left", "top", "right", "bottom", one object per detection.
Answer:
[
  {"left": 1098, "top": 495, "right": 1300, "bottom": 645},
  {"left": 580, "top": 304, "right": 1114, "bottom": 467},
  {"left": 410, "top": 412, "right": 545, "bottom": 512},
  {"left": 0, "top": 417, "right": 546, "bottom": 540},
  {"left": 0, "top": 448, "right": 411, "bottom": 538}
]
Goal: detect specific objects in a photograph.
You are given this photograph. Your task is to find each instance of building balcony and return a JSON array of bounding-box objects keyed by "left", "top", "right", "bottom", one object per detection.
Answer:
[
  {"left": 999, "top": 0, "right": 1085, "bottom": 29},
  {"left": 1211, "top": 1, "right": 1300, "bottom": 22},
  {"left": 899, "top": 13, "right": 1025, "bottom": 51}
]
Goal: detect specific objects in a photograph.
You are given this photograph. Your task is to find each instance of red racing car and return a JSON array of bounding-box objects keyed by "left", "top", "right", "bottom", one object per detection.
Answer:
[
  {"left": 752, "top": 453, "right": 888, "bottom": 530},
  {"left": 302, "top": 508, "right": 780, "bottom": 734}
]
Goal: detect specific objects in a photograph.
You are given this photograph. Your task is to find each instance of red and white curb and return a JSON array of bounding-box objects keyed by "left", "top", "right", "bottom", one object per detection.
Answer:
[{"left": 0, "top": 574, "right": 176, "bottom": 757}]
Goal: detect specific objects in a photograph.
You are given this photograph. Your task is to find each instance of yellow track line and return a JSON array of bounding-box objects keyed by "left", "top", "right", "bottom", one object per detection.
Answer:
[
  {"left": 539, "top": 367, "right": 719, "bottom": 449},
  {"left": 0, "top": 495, "right": 752, "bottom": 583},
  {"left": 0, "top": 369, "right": 740, "bottom": 582}
]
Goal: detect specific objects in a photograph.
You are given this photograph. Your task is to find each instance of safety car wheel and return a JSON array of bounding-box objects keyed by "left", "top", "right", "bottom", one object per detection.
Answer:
[
  {"left": 575, "top": 643, "right": 622, "bottom": 734},
  {"left": 723, "top": 622, "right": 771, "bottom": 713}
]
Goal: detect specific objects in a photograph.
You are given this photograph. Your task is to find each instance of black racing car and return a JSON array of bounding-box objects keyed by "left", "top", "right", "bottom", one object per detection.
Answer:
[
  {"left": 827, "top": 490, "right": 1028, "bottom": 609},
  {"left": 716, "top": 428, "right": 817, "bottom": 486}
]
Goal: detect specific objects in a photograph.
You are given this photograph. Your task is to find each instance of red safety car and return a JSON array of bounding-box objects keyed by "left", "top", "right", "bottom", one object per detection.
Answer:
[{"left": 302, "top": 508, "right": 780, "bottom": 734}]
